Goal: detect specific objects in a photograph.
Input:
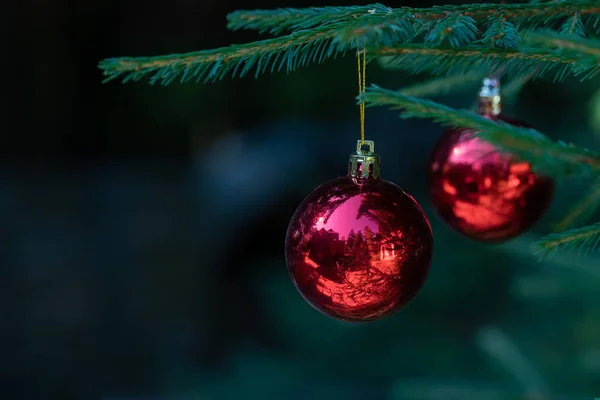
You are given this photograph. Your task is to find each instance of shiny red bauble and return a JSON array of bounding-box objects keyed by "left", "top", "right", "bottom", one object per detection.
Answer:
[
  {"left": 285, "top": 175, "right": 433, "bottom": 322},
  {"left": 428, "top": 114, "right": 555, "bottom": 242}
]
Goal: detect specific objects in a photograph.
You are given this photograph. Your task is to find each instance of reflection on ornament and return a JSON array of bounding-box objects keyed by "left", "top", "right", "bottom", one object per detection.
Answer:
[
  {"left": 285, "top": 141, "right": 433, "bottom": 322},
  {"left": 380, "top": 243, "right": 395, "bottom": 260},
  {"left": 428, "top": 78, "right": 554, "bottom": 242}
]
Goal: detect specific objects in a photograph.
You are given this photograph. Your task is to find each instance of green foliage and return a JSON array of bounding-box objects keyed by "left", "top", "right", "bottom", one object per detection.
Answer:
[
  {"left": 359, "top": 85, "right": 600, "bottom": 178},
  {"left": 372, "top": 44, "right": 588, "bottom": 81},
  {"left": 424, "top": 13, "right": 478, "bottom": 48},
  {"left": 335, "top": 13, "right": 422, "bottom": 47},
  {"left": 523, "top": 29, "right": 600, "bottom": 59},
  {"left": 477, "top": 18, "right": 520, "bottom": 49},
  {"left": 98, "top": 37, "right": 600, "bottom": 86},
  {"left": 99, "top": 1, "right": 600, "bottom": 85},
  {"left": 227, "top": 2, "right": 600, "bottom": 37},
  {"left": 98, "top": 25, "right": 350, "bottom": 84},
  {"left": 531, "top": 222, "right": 600, "bottom": 260},
  {"left": 226, "top": 4, "right": 381, "bottom": 35},
  {"left": 559, "top": 11, "right": 586, "bottom": 37}
]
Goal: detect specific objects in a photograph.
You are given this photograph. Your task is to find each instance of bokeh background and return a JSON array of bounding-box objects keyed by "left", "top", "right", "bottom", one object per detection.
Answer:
[{"left": 2, "top": 0, "right": 600, "bottom": 399}]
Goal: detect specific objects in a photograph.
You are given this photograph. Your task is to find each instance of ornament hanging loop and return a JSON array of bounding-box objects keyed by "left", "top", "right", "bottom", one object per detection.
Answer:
[
  {"left": 353, "top": 39, "right": 376, "bottom": 181},
  {"left": 348, "top": 139, "right": 380, "bottom": 181},
  {"left": 357, "top": 41, "right": 367, "bottom": 145}
]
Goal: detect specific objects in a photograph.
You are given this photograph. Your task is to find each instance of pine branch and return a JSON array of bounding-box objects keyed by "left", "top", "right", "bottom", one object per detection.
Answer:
[
  {"left": 101, "top": 1, "right": 600, "bottom": 85},
  {"left": 227, "top": 1, "right": 600, "bottom": 35},
  {"left": 98, "top": 24, "right": 355, "bottom": 84},
  {"left": 559, "top": 10, "right": 586, "bottom": 37},
  {"left": 531, "top": 222, "right": 600, "bottom": 260},
  {"left": 476, "top": 17, "right": 521, "bottom": 49},
  {"left": 98, "top": 13, "right": 429, "bottom": 85},
  {"left": 335, "top": 13, "right": 422, "bottom": 48},
  {"left": 372, "top": 44, "right": 597, "bottom": 81},
  {"left": 226, "top": 4, "right": 383, "bottom": 35},
  {"left": 100, "top": 2, "right": 600, "bottom": 85},
  {"left": 523, "top": 29, "right": 600, "bottom": 57},
  {"left": 424, "top": 13, "right": 478, "bottom": 48},
  {"left": 359, "top": 85, "right": 600, "bottom": 178},
  {"left": 553, "top": 181, "right": 600, "bottom": 232}
]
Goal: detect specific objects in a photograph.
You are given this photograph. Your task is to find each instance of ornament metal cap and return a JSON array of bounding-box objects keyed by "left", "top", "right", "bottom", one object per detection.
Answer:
[
  {"left": 478, "top": 77, "right": 502, "bottom": 116},
  {"left": 348, "top": 140, "right": 380, "bottom": 180}
]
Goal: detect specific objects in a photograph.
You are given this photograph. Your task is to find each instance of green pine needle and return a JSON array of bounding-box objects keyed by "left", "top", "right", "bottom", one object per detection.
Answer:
[
  {"left": 359, "top": 85, "right": 600, "bottom": 178},
  {"left": 227, "top": 1, "right": 600, "bottom": 35},
  {"left": 531, "top": 222, "right": 600, "bottom": 260},
  {"left": 559, "top": 11, "right": 586, "bottom": 37},
  {"left": 523, "top": 29, "right": 600, "bottom": 57},
  {"left": 372, "top": 45, "right": 595, "bottom": 82},
  {"left": 98, "top": 25, "right": 353, "bottom": 85},
  {"left": 335, "top": 13, "right": 421, "bottom": 48},
  {"left": 424, "top": 13, "right": 478, "bottom": 48},
  {"left": 226, "top": 4, "right": 385, "bottom": 35},
  {"left": 478, "top": 17, "right": 521, "bottom": 49},
  {"left": 553, "top": 182, "right": 600, "bottom": 232},
  {"left": 100, "top": 2, "right": 600, "bottom": 86}
]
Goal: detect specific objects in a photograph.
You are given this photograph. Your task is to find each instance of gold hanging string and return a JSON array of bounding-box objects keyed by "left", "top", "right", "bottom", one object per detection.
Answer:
[{"left": 357, "top": 44, "right": 366, "bottom": 145}]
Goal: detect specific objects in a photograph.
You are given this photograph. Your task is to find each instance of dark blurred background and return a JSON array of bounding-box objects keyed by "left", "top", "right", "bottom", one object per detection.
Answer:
[{"left": 2, "top": 0, "right": 600, "bottom": 399}]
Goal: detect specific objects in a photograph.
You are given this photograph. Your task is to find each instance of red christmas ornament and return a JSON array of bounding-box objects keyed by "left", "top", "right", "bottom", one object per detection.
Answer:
[
  {"left": 285, "top": 140, "right": 433, "bottom": 322},
  {"left": 428, "top": 78, "right": 554, "bottom": 242}
]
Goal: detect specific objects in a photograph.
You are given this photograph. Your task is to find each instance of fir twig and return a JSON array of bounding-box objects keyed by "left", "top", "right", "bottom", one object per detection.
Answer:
[
  {"left": 372, "top": 45, "right": 598, "bottom": 81},
  {"left": 226, "top": 4, "right": 385, "bottom": 35},
  {"left": 359, "top": 85, "right": 600, "bottom": 177},
  {"left": 523, "top": 29, "right": 600, "bottom": 57},
  {"left": 98, "top": 24, "right": 353, "bottom": 84},
  {"left": 531, "top": 222, "right": 600, "bottom": 260},
  {"left": 335, "top": 13, "right": 422, "bottom": 47},
  {"left": 227, "top": 2, "right": 600, "bottom": 35},
  {"left": 477, "top": 17, "right": 521, "bottom": 49},
  {"left": 101, "top": 1, "right": 600, "bottom": 85},
  {"left": 559, "top": 10, "right": 586, "bottom": 37},
  {"left": 500, "top": 233, "right": 600, "bottom": 279},
  {"left": 553, "top": 181, "right": 600, "bottom": 232},
  {"left": 424, "top": 13, "right": 478, "bottom": 48}
]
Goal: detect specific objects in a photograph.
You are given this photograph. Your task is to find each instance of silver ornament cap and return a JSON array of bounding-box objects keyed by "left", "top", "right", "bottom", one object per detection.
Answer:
[{"left": 348, "top": 140, "right": 380, "bottom": 180}]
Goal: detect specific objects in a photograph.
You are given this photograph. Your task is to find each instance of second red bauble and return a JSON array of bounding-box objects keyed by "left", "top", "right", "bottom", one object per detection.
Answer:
[{"left": 428, "top": 114, "right": 555, "bottom": 242}]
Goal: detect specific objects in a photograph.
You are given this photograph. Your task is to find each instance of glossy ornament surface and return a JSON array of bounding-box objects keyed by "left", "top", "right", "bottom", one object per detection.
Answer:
[
  {"left": 428, "top": 78, "right": 554, "bottom": 242},
  {"left": 285, "top": 141, "right": 433, "bottom": 322}
]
